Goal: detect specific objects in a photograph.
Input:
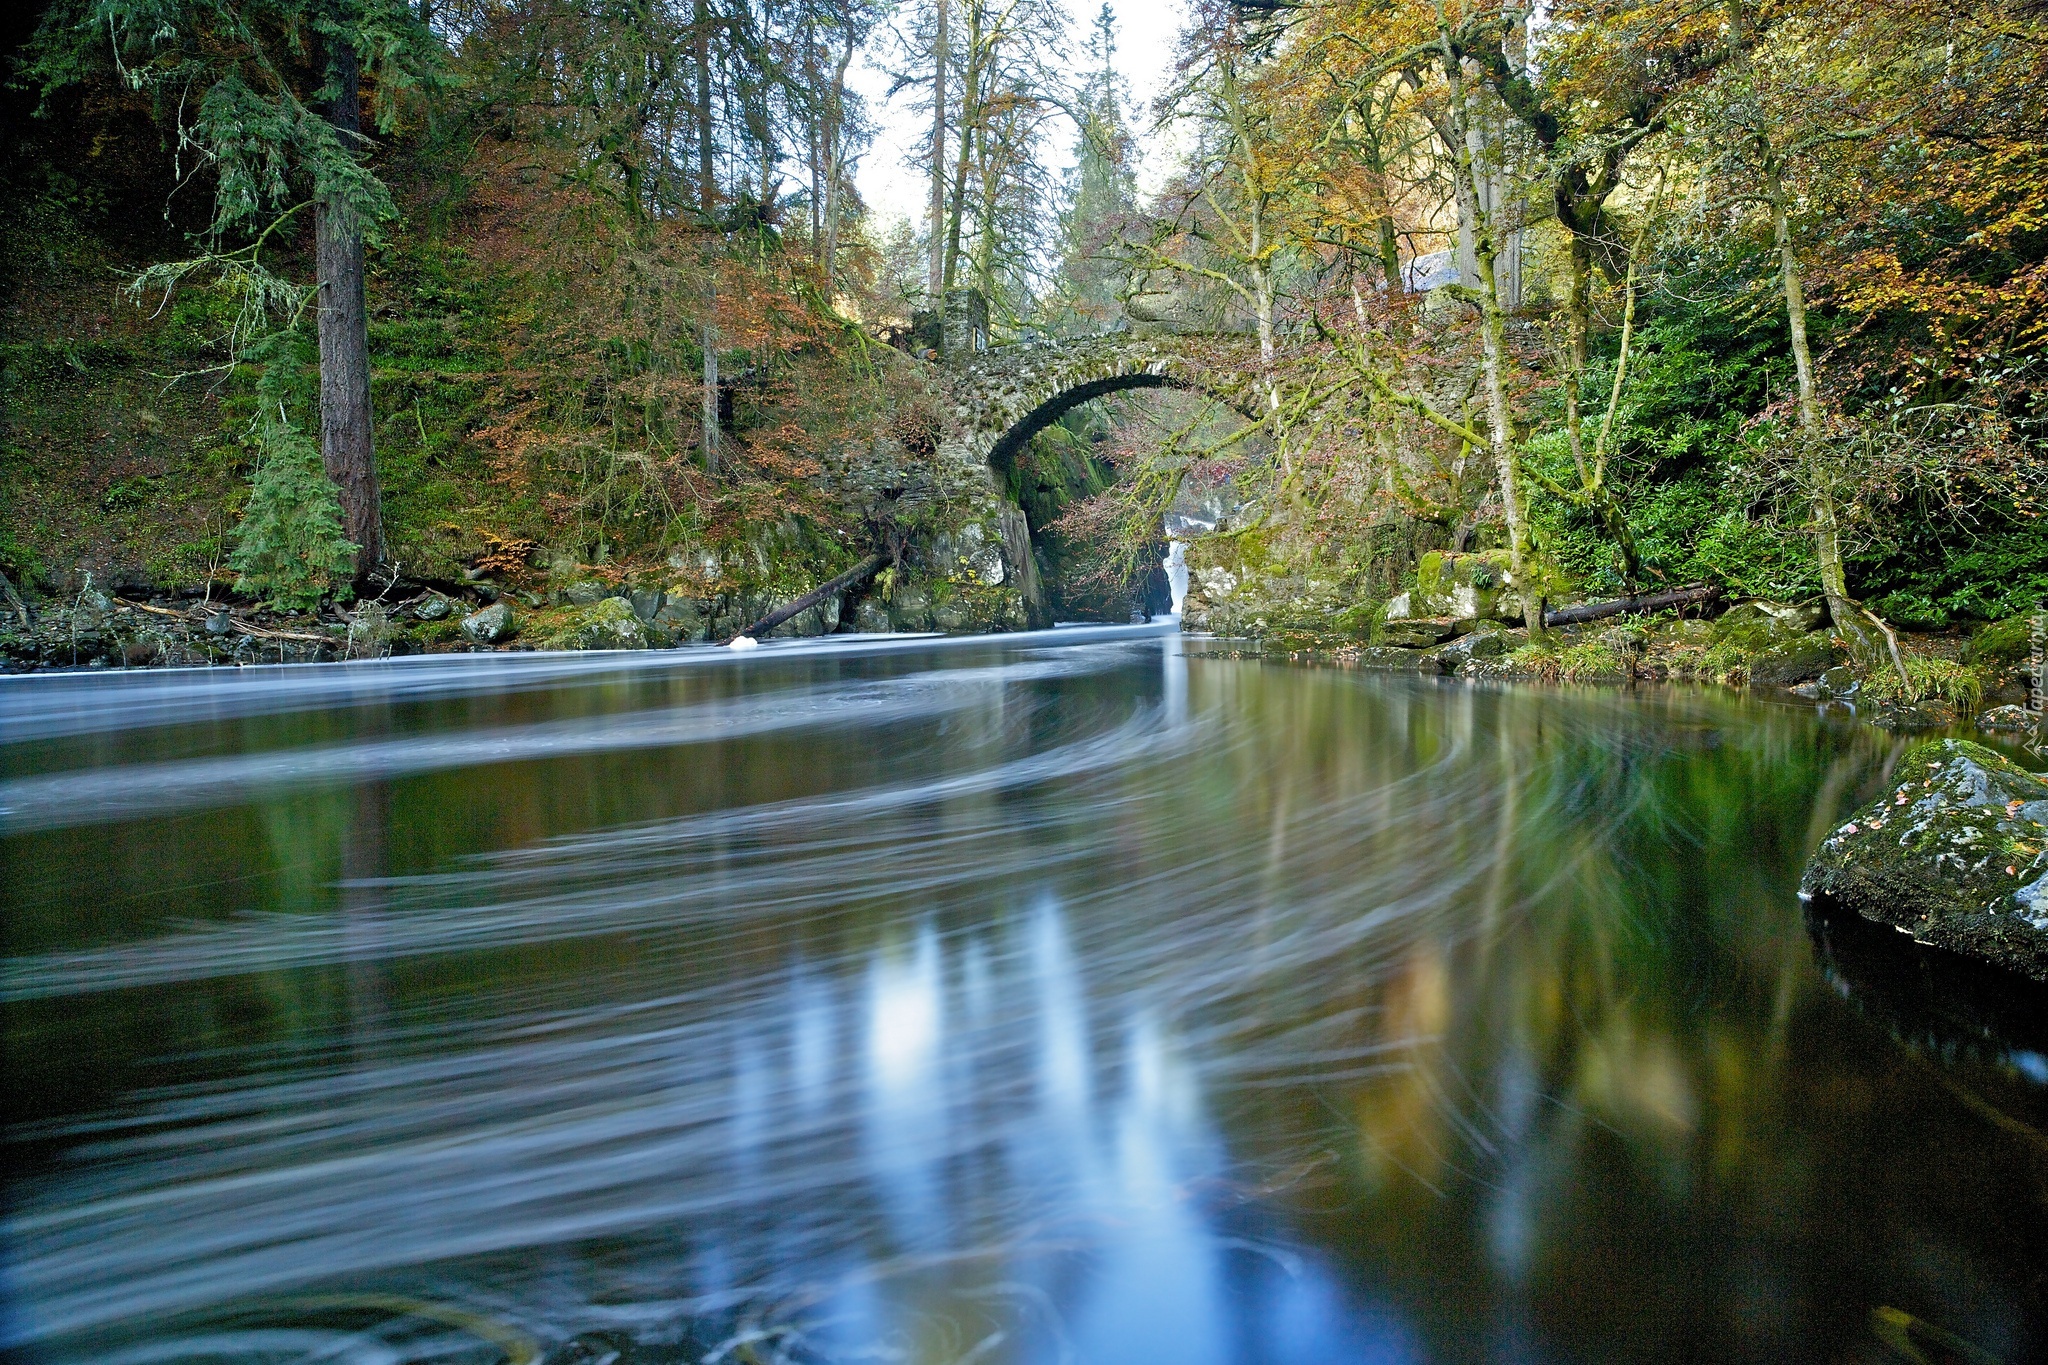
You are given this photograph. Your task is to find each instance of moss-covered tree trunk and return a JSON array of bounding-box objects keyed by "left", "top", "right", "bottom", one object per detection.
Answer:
[
  {"left": 316, "top": 31, "right": 385, "bottom": 577},
  {"left": 1767, "top": 157, "right": 1880, "bottom": 667},
  {"left": 1441, "top": 44, "right": 1543, "bottom": 636}
]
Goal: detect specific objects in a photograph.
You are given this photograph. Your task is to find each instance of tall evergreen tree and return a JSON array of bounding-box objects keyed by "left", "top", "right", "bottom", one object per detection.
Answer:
[
  {"left": 1051, "top": 4, "right": 1138, "bottom": 333},
  {"left": 29, "top": 0, "right": 441, "bottom": 582}
]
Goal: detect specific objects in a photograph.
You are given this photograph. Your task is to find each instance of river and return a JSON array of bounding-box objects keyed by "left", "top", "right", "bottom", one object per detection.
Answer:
[{"left": 3, "top": 626, "right": 2044, "bottom": 1362}]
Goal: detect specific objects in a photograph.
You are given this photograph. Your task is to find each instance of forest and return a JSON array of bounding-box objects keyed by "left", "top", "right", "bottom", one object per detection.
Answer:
[{"left": 1, "top": 0, "right": 2044, "bottom": 702}]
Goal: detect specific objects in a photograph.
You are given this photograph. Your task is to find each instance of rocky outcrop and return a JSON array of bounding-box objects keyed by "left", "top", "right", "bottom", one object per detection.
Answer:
[{"left": 1802, "top": 739, "right": 2048, "bottom": 983}]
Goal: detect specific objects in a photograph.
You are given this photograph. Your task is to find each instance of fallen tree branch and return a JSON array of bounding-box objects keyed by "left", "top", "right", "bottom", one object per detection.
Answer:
[
  {"left": 1542, "top": 583, "right": 1723, "bottom": 628},
  {"left": 728, "top": 551, "right": 890, "bottom": 644},
  {"left": 115, "top": 596, "right": 198, "bottom": 621},
  {"left": 115, "top": 594, "right": 333, "bottom": 643}
]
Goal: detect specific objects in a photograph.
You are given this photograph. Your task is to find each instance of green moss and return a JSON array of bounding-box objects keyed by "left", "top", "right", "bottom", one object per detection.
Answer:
[
  {"left": 1333, "top": 599, "right": 1385, "bottom": 641},
  {"left": 1963, "top": 614, "right": 2040, "bottom": 667}
]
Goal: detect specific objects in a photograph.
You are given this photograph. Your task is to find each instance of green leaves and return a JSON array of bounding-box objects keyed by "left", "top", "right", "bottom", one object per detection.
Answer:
[{"left": 33, "top": 0, "right": 438, "bottom": 244}]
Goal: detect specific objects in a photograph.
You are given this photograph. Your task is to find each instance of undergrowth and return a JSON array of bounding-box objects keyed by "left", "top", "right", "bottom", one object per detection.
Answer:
[{"left": 1862, "top": 657, "right": 1985, "bottom": 713}]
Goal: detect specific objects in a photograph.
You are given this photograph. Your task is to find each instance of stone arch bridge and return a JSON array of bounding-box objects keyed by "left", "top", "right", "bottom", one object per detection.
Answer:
[
  {"left": 898, "top": 333, "right": 1271, "bottom": 623},
  {"left": 936, "top": 334, "right": 1271, "bottom": 473}
]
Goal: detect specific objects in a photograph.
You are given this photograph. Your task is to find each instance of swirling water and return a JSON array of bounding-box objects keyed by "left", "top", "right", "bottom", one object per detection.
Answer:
[{"left": 3, "top": 627, "right": 2045, "bottom": 1363}]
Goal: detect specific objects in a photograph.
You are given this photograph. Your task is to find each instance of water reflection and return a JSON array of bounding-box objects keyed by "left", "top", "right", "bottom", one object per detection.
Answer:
[{"left": 4, "top": 638, "right": 2046, "bottom": 1362}]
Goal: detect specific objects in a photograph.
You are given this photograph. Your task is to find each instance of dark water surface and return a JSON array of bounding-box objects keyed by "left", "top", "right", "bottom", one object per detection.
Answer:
[{"left": 4, "top": 628, "right": 2045, "bottom": 1363}]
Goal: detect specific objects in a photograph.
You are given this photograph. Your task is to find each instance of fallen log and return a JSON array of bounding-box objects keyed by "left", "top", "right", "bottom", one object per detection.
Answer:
[
  {"left": 1543, "top": 583, "right": 1723, "bottom": 629},
  {"left": 728, "top": 551, "right": 890, "bottom": 644}
]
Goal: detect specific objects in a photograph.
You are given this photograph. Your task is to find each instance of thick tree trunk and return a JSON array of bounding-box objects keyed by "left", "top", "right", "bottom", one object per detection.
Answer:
[
  {"left": 941, "top": 5, "right": 981, "bottom": 298},
  {"left": 929, "top": 0, "right": 948, "bottom": 302},
  {"left": 317, "top": 32, "right": 385, "bottom": 579},
  {"left": 695, "top": 0, "right": 720, "bottom": 475},
  {"left": 1474, "top": 251, "right": 1542, "bottom": 636},
  {"left": 1443, "top": 49, "right": 1542, "bottom": 637},
  {"left": 820, "top": 37, "right": 853, "bottom": 286},
  {"left": 1376, "top": 214, "right": 1403, "bottom": 301}
]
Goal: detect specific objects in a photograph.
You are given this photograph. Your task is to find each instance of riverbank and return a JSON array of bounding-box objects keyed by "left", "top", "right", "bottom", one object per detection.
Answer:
[
  {"left": 1191, "top": 602, "right": 2041, "bottom": 735},
  {"left": 5, "top": 574, "right": 2039, "bottom": 745}
]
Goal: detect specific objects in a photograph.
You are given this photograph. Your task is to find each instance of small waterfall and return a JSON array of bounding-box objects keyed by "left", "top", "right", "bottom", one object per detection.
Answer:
[{"left": 1164, "top": 540, "right": 1189, "bottom": 616}]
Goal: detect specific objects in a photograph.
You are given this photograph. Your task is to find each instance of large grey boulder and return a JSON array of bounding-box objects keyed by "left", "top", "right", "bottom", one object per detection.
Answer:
[
  {"left": 1432, "top": 628, "right": 1508, "bottom": 670},
  {"left": 1802, "top": 739, "right": 2048, "bottom": 983},
  {"left": 461, "top": 601, "right": 516, "bottom": 644}
]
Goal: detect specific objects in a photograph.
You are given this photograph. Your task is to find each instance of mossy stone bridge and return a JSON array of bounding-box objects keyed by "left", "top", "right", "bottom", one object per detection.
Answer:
[{"left": 936, "top": 334, "right": 1271, "bottom": 474}]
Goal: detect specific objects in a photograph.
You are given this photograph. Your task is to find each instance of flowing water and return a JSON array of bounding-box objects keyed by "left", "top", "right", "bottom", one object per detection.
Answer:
[{"left": 4, "top": 627, "right": 2045, "bottom": 1363}]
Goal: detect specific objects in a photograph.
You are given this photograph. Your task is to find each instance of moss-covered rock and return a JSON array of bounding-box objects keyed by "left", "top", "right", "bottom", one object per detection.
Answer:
[
  {"left": 1963, "top": 614, "right": 2039, "bottom": 667},
  {"left": 535, "top": 596, "right": 645, "bottom": 650},
  {"left": 1743, "top": 634, "right": 1841, "bottom": 688},
  {"left": 1390, "top": 550, "right": 1515, "bottom": 622},
  {"left": 1351, "top": 646, "right": 1442, "bottom": 672},
  {"left": 1711, "top": 599, "right": 1824, "bottom": 651},
  {"left": 460, "top": 600, "right": 517, "bottom": 644},
  {"left": 1801, "top": 739, "right": 2048, "bottom": 983},
  {"left": 1381, "top": 618, "right": 1457, "bottom": 648}
]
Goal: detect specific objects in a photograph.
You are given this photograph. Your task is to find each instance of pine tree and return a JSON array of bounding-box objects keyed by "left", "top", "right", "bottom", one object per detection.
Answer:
[
  {"left": 29, "top": 0, "right": 442, "bottom": 583},
  {"left": 1052, "top": 5, "right": 1139, "bottom": 334},
  {"left": 229, "top": 334, "right": 358, "bottom": 609}
]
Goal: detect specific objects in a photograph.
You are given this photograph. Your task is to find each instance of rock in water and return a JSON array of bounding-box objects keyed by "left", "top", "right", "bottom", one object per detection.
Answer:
[
  {"left": 1802, "top": 739, "right": 2048, "bottom": 983},
  {"left": 1977, "top": 704, "right": 2034, "bottom": 733},
  {"left": 461, "top": 601, "right": 516, "bottom": 644}
]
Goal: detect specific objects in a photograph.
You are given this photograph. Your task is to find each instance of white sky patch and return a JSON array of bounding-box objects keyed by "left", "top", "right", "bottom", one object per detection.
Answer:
[{"left": 845, "top": 0, "right": 1193, "bottom": 238}]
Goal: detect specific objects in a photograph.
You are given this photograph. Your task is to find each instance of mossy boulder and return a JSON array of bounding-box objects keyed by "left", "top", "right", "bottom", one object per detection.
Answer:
[
  {"left": 1701, "top": 599, "right": 1836, "bottom": 687},
  {"left": 1390, "top": 550, "right": 1514, "bottom": 622},
  {"left": 1802, "top": 739, "right": 2048, "bottom": 983},
  {"left": 1744, "top": 634, "right": 1841, "bottom": 688},
  {"left": 539, "top": 596, "right": 647, "bottom": 650},
  {"left": 1352, "top": 645, "right": 1443, "bottom": 672},
  {"left": 1712, "top": 599, "right": 1825, "bottom": 649},
  {"left": 1963, "top": 614, "right": 2038, "bottom": 667},
  {"left": 460, "top": 600, "right": 517, "bottom": 644},
  {"left": 1381, "top": 618, "right": 1457, "bottom": 649}
]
